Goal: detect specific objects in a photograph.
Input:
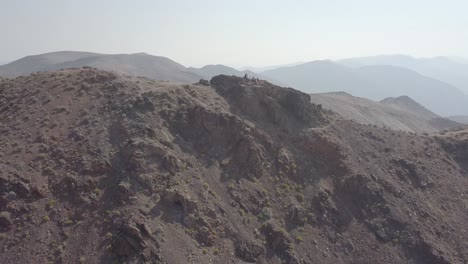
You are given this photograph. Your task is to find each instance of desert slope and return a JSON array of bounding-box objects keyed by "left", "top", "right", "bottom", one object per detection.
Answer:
[
  {"left": 355, "top": 65, "right": 468, "bottom": 116},
  {"left": 380, "top": 95, "right": 438, "bottom": 119},
  {"left": 448, "top": 116, "right": 468, "bottom": 125},
  {"left": 0, "top": 69, "right": 467, "bottom": 264},
  {"left": 0, "top": 51, "right": 100, "bottom": 77},
  {"left": 310, "top": 92, "right": 462, "bottom": 133}
]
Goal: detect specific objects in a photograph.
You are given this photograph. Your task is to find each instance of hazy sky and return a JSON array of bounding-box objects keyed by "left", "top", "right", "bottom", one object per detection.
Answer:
[{"left": 1, "top": 0, "right": 467, "bottom": 67}]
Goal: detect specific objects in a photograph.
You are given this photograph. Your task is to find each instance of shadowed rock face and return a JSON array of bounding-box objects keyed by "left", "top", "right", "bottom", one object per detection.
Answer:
[
  {"left": 0, "top": 68, "right": 467, "bottom": 264},
  {"left": 210, "top": 75, "right": 330, "bottom": 130}
]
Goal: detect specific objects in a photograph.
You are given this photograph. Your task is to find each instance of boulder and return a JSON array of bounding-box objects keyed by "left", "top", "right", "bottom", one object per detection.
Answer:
[
  {"left": 234, "top": 240, "right": 264, "bottom": 262},
  {"left": 0, "top": 211, "right": 12, "bottom": 229}
]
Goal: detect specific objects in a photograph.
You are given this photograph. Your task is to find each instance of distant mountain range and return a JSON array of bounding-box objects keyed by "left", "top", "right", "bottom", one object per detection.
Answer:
[
  {"left": 189, "top": 64, "right": 257, "bottom": 79},
  {"left": 188, "top": 64, "right": 282, "bottom": 85},
  {"left": 0, "top": 51, "right": 201, "bottom": 83},
  {"left": 261, "top": 60, "right": 468, "bottom": 116},
  {"left": 2, "top": 51, "right": 468, "bottom": 116},
  {"left": 310, "top": 92, "right": 462, "bottom": 133},
  {"left": 339, "top": 55, "right": 468, "bottom": 95},
  {"left": 238, "top": 62, "right": 305, "bottom": 73},
  {"left": 0, "top": 51, "right": 281, "bottom": 85}
]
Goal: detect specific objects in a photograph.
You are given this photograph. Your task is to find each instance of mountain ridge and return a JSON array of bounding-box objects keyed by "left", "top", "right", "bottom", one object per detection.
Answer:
[
  {"left": 3, "top": 51, "right": 468, "bottom": 116},
  {"left": 309, "top": 92, "right": 462, "bottom": 133},
  {"left": 338, "top": 55, "right": 468, "bottom": 95},
  {"left": 187, "top": 64, "right": 281, "bottom": 85},
  {"left": 262, "top": 61, "right": 468, "bottom": 116},
  {"left": 0, "top": 68, "right": 467, "bottom": 263},
  {"left": 0, "top": 51, "right": 202, "bottom": 83}
]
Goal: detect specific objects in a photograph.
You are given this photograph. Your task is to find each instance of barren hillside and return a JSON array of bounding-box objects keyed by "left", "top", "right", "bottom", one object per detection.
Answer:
[
  {"left": 380, "top": 96, "right": 438, "bottom": 119},
  {"left": 0, "top": 52, "right": 201, "bottom": 83},
  {"left": 448, "top": 116, "right": 468, "bottom": 125},
  {"left": 310, "top": 92, "right": 462, "bottom": 133},
  {"left": 0, "top": 69, "right": 467, "bottom": 264}
]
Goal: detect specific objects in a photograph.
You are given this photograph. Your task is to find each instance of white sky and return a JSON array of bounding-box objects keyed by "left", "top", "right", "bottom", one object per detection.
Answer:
[{"left": 1, "top": 0, "right": 467, "bottom": 67}]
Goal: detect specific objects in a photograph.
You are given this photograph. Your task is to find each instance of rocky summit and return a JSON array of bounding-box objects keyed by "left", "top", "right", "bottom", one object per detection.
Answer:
[{"left": 0, "top": 68, "right": 467, "bottom": 263}]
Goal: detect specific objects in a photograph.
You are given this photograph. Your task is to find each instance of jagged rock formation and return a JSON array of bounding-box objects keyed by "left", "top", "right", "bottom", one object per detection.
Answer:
[{"left": 0, "top": 68, "right": 467, "bottom": 263}]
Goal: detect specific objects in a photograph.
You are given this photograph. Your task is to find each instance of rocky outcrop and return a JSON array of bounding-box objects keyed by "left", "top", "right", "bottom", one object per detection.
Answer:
[
  {"left": 234, "top": 240, "right": 264, "bottom": 262},
  {"left": 210, "top": 75, "right": 330, "bottom": 130}
]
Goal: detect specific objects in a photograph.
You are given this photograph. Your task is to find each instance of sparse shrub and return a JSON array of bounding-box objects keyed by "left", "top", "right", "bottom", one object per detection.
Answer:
[
  {"left": 239, "top": 208, "right": 246, "bottom": 217},
  {"left": 208, "top": 190, "right": 219, "bottom": 199},
  {"left": 42, "top": 167, "right": 55, "bottom": 175},
  {"left": 296, "top": 193, "right": 304, "bottom": 202},
  {"left": 63, "top": 219, "right": 74, "bottom": 226},
  {"left": 47, "top": 199, "right": 56, "bottom": 209},
  {"left": 257, "top": 207, "right": 272, "bottom": 221},
  {"left": 54, "top": 105, "right": 69, "bottom": 113},
  {"left": 213, "top": 248, "right": 220, "bottom": 255},
  {"left": 111, "top": 210, "right": 121, "bottom": 217}
]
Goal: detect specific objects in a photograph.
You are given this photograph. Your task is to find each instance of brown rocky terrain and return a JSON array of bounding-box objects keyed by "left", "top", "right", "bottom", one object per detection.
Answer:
[{"left": 0, "top": 68, "right": 467, "bottom": 264}]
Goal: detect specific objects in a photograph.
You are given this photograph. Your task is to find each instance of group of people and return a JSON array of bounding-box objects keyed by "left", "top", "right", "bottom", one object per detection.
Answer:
[{"left": 243, "top": 73, "right": 261, "bottom": 85}]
